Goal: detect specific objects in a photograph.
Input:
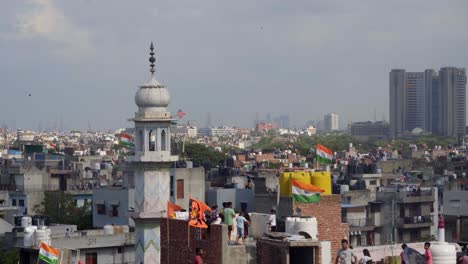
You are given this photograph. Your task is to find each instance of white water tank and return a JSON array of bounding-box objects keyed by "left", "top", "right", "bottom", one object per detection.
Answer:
[
  {"left": 104, "top": 225, "right": 114, "bottom": 235},
  {"left": 21, "top": 216, "right": 32, "bottom": 228},
  {"left": 122, "top": 225, "right": 130, "bottom": 233},
  {"left": 34, "top": 227, "right": 51, "bottom": 247},
  {"left": 24, "top": 226, "right": 37, "bottom": 247},
  {"left": 285, "top": 217, "right": 318, "bottom": 240},
  {"left": 340, "top": 185, "right": 350, "bottom": 194},
  {"left": 94, "top": 163, "right": 100, "bottom": 171},
  {"left": 431, "top": 242, "right": 456, "bottom": 264}
]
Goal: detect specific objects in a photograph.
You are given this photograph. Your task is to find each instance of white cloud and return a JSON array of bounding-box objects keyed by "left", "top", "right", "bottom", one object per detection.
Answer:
[{"left": 15, "top": 0, "right": 93, "bottom": 56}]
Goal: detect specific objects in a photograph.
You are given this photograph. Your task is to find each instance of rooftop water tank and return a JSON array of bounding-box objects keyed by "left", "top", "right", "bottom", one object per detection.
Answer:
[
  {"left": 122, "top": 225, "right": 130, "bottom": 233},
  {"left": 21, "top": 216, "right": 32, "bottom": 228},
  {"left": 23, "top": 226, "right": 37, "bottom": 247},
  {"left": 431, "top": 216, "right": 456, "bottom": 264},
  {"left": 104, "top": 225, "right": 114, "bottom": 235},
  {"left": 34, "top": 226, "right": 51, "bottom": 247},
  {"left": 114, "top": 225, "right": 123, "bottom": 234},
  {"left": 340, "top": 185, "right": 350, "bottom": 194},
  {"left": 285, "top": 217, "right": 318, "bottom": 240},
  {"left": 310, "top": 171, "right": 332, "bottom": 195}
]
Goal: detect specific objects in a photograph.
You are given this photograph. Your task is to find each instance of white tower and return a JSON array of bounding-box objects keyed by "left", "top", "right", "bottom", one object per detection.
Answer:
[{"left": 129, "top": 43, "right": 178, "bottom": 264}]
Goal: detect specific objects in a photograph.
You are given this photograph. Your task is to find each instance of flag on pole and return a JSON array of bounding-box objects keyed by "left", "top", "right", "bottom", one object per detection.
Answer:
[
  {"left": 119, "top": 133, "right": 134, "bottom": 147},
  {"left": 291, "top": 180, "right": 324, "bottom": 203},
  {"left": 188, "top": 197, "right": 211, "bottom": 228},
  {"left": 167, "top": 201, "right": 182, "bottom": 219},
  {"left": 176, "top": 109, "right": 186, "bottom": 119},
  {"left": 38, "top": 242, "right": 60, "bottom": 264},
  {"left": 316, "top": 144, "right": 333, "bottom": 164},
  {"left": 49, "top": 142, "right": 58, "bottom": 151},
  {"left": 111, "top": 158, "right": 119, "bottom": 170}
]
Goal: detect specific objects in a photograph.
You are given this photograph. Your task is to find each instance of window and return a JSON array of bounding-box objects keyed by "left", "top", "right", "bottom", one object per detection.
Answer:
[
  {"left": 170, "top": 175, "right": 174, "bottom": 196},
  {"left": 138, "top": 130, "right": 143, "bottom": 151},
  {"left": 97, "top": 204, "right": 106, "bottom": 215},
  {"left": 176, "top": 179, "right": 184, "bottom": 199},
  {"left": 149, "top": 130, "right": 156, "bottom": 151},
  {"left": 12, "top": 199, "right": 16, "bottom": 206},
  {"left": 161, "top": 130, "right": 167, "bottom": 151},
  {"left": 85, "top": 252, "right": 97, "bottom": 264},
  {"left": 117, "top": 247, "right": 123, "bottom": 254},
  {"left": 110, "top": 205, "right": 119, "bottom": 217},
  {"left": 19, "top": 199, "right": 25, "bottom": 207},
  {"left": 369, "top": 180, "right": 377, "bottom": 185}
]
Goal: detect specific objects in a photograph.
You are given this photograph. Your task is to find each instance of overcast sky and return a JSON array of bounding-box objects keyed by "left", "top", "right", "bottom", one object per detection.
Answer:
[{"left": 1, "top": 0, "right": 467, "bottom": 131}]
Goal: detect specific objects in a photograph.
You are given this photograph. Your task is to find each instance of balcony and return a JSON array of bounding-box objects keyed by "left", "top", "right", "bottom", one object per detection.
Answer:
[
  {"left": 399, "top": 215, "right": 433, "bottom": 228},
  {"left": 346, "top": 218, "right": 375, "bottom": 231},
  {"left": 400, "top": 190, "right": 434, "bottom": 203}
]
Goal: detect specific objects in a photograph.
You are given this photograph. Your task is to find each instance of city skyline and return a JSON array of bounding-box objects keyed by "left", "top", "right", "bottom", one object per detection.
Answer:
[{"left": 1, "top": 1, "right": 468, "bottom": 130}]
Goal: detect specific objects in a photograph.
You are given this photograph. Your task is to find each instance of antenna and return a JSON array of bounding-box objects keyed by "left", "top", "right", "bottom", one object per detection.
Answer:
[
  {"left": 373, "top": 108, "right": 377, "bottom": 122},
  {"left": 2, "top": 124, "right": 9, "bottom": 151}
]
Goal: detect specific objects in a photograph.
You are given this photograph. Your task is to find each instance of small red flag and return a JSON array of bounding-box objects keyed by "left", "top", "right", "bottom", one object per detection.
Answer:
[{"left": 176, "top": 109, "right": 186, "bottom": 119}]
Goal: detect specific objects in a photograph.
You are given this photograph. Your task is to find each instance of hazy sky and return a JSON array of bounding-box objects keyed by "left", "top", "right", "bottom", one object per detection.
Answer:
[{"left": 1, "top": 0, "right": 468, "bottom": 131}]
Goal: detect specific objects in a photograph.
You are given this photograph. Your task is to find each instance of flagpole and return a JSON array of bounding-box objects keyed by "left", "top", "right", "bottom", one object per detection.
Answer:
[
  {"left": 59, "top": 251, "right": 63, "bottom": 264},
  {"left": 167, "top": 200, "right": 170, "bottom": 264}
]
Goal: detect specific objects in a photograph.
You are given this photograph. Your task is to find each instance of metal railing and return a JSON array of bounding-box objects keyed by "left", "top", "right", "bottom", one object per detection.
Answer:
[{"left": 400, "top": 215, "right": 433, "bottom": 225}]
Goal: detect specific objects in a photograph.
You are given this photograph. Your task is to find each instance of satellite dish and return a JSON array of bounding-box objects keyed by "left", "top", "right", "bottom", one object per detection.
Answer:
[{"left": 412, "top": 128, "right": 423, "bottom": 135}]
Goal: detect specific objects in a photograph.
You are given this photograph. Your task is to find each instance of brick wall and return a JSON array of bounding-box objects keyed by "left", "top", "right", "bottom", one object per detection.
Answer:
[
  {"left": 160, "top": 219, "right": 224, "bottom": 264},
  {"left": 256, "top": 239, "right": 288, "bottom": 264},
  {"left": 296, "top": 194, "right": 349, "bottom": 258}
]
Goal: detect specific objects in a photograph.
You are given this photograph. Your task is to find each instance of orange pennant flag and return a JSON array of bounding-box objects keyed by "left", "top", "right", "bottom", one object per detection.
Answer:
[
  {"left": 188, "top": 197, "right": 212, "bottom": 228},
  {"left": 167, "top": 201, "right": 182, "bottom": 219}
]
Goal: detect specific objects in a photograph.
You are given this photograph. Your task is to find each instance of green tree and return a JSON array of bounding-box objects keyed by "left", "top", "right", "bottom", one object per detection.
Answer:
[
  {"left": 34, "top": 191, "right": 92, "bottom": 230},
  {"left": 184, "top": 143, "right": 227, "bottom": 166}
]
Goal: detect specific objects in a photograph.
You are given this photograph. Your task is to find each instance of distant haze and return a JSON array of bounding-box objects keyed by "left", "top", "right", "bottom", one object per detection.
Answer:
[{"left": 1, "top": 0, "right": 467, "bottom": 130}]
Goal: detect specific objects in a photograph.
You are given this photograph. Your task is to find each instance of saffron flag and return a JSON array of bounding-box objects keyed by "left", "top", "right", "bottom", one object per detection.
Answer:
[
  {"left": 188, "top": 197, "right": 211, "bottom": 228},
  {"left": 38, "top": 242, "right": 60, "bottom": 264},
  {"left": 316, "top": 144, "right": 333, "bottom": 164},
  {"left": 119, "top": 133, "right": 134, "bottom": 147},
  {"left": 291, "top": 180, "right": 324, "bottom": 203},
  {"left": 167, "top": 201, "right": 182, "bottom": 219}
]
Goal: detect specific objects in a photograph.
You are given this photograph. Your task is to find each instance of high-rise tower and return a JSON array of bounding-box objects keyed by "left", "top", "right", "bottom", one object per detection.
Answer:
[
  {"left": 128, "top": 43, "right": 178, "bottom": 264},
  {"left": 439, "top": 67, "right": 466, "bottom": 139}
]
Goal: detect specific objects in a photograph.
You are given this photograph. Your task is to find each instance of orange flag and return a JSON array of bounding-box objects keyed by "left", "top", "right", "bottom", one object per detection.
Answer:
[
  {"left": 188, "top": 197, "right": 212, "bottom": 228},
  {"left": 167, "top": 201, "right": 182, "bottom": 218}
]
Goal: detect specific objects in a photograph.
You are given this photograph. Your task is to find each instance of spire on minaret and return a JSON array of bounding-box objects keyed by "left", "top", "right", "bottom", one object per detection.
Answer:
[{"left": 149, "top": 42, "right": 156, "bottom": 75}]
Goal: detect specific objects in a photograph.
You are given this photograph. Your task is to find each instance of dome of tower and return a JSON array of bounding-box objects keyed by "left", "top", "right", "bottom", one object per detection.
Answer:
[
  {"left": 134, "top": 42, "right": 171, "bottom": 112},
  {"left": 134, "top": 78, "right": 170, "bottom": 111}
]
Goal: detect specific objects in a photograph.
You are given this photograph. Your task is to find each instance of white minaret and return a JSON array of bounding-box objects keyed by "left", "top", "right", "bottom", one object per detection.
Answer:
[{"left": 129, "top": 43, "right": 178, "bottom": 264}]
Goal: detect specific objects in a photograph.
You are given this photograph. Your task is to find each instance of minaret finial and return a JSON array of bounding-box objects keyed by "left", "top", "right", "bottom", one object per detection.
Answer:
[{"left": 149, "top": 42, "right": 156, "bottom": 75}]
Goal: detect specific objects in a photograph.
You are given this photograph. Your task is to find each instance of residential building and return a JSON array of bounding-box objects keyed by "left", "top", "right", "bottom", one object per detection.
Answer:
[
  {"left": 350, "top": 121, "right": 390, "bottom": 140},
  {"left": 199, "top": 126, "right": 236, "bottom": 137},
  {"left": 170, "top": 167, "right": 205, "bottom": 207},
  {"left": 442, "top": 190, "right": 468, "bottom": 242},
  {"left": 255, "top": 122, "right": 279, "bottom": 133},
  {"left": 370, "top": 187, "right": 438, "bottom": 244},
  {"left": 92, "top": 188, "right": 135, "bottom": 228},
  {"left": 324, "top": 113, "right": 339, "bottom": 132},
  {"left": 10, "top": 226, "right": 135, "bottom": 264}
]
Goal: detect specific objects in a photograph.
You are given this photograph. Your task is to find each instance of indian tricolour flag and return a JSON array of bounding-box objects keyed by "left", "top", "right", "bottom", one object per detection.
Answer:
[
  {"left": 291, "top": 180, "right": 324, "bottom": 203},
  {"left": 316, "top": 144, "right": 333, "bottom": 164},
  {"left": 119, "top": 133, "right": 134, "bottom": 147},
  {"left": 38, "top": 242, "right": 60, "bottom": 264}
]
